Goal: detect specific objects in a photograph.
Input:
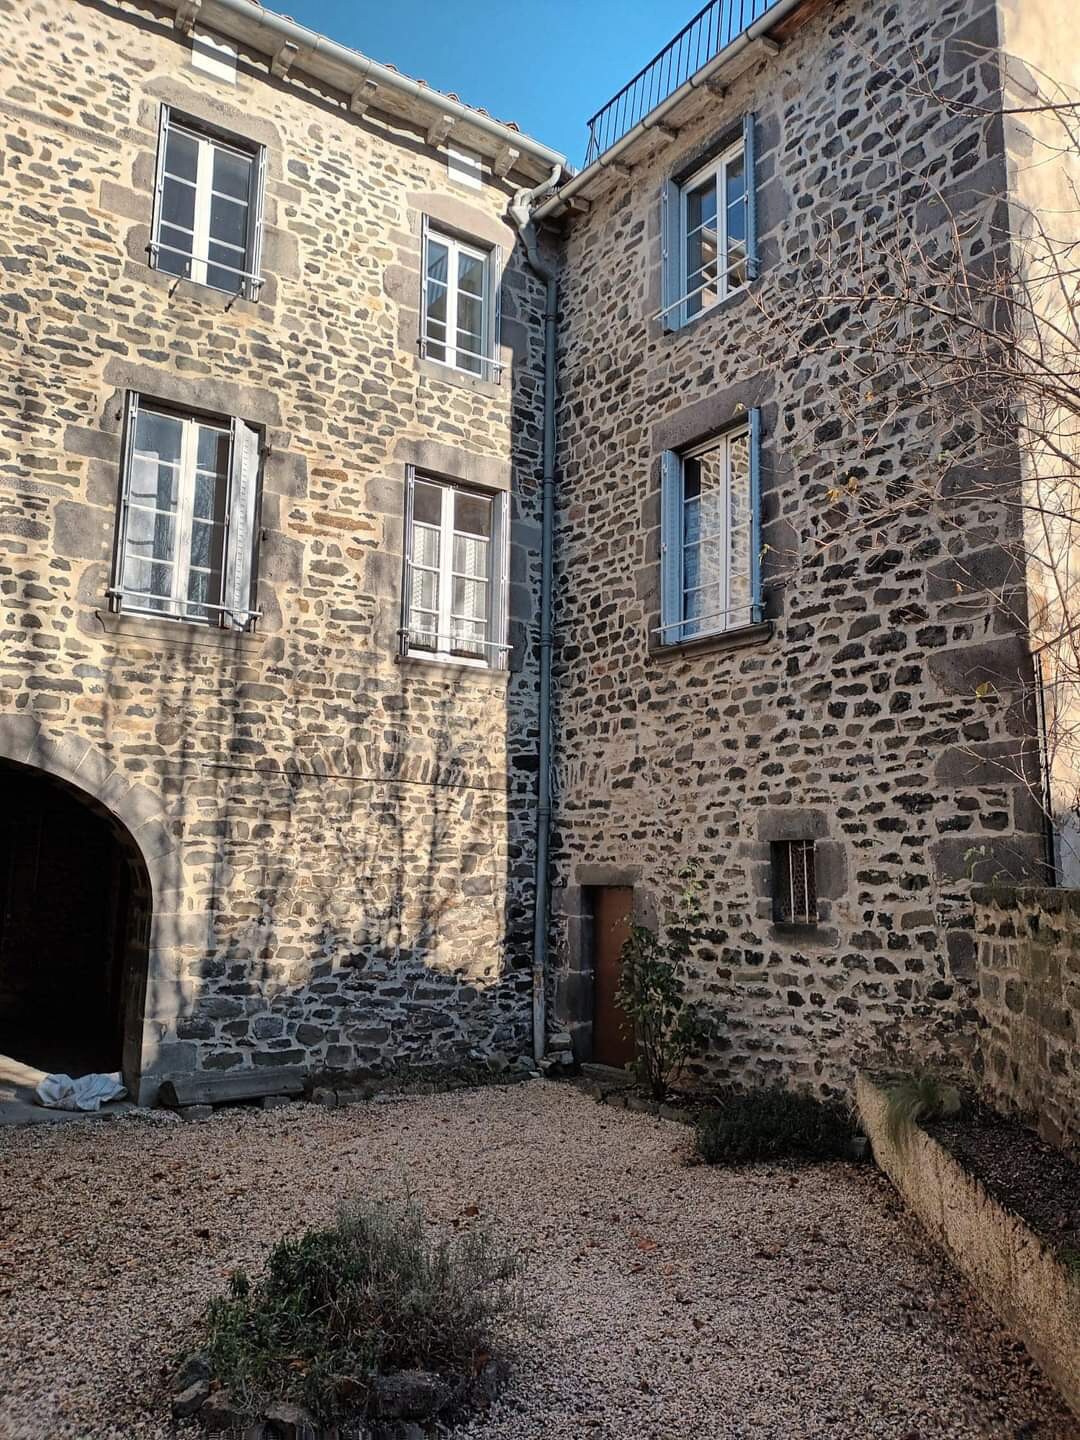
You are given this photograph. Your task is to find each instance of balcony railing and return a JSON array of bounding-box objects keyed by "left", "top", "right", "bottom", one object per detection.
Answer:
[{"left": 584, "top": 0, "right": 778, "bottom": 165}]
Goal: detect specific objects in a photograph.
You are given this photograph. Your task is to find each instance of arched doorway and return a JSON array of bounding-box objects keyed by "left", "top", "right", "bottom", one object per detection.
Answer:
[{"left": 0, "top": 758, "right": 151, "bottom": 1085}]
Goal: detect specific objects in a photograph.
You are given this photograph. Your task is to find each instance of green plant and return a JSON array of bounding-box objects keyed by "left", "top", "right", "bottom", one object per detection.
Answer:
[
  {"left": 615, "top": 865, "right": 719, "bottom": 1099},
  {"left": 883, "top": 1074, "right": 962, "bottom": 1147},
  {"left": 197, "top": 1196, "right": 524, "bottom": 1423},
  {"left": 694, "top": 1088, "right": 858, "bottom": 1164}
]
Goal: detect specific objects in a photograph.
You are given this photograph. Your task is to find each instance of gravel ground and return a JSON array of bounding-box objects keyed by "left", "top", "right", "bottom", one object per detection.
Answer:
[{"left": 0, "top": 1080, "right": 1075, "bottom": 1440}]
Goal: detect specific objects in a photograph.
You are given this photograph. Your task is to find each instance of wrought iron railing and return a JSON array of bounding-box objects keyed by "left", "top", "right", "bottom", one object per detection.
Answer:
[{"left": 584, "top": 0, "right": 778, "bottom": 165}]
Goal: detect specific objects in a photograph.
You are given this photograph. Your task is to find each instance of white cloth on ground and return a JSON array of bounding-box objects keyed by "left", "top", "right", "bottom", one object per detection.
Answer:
[{"left": 35, "top": 1072, "right": 126, "bottom": 1111}]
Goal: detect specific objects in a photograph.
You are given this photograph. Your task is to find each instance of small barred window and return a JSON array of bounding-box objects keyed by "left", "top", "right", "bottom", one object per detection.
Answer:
[{"left": 771, "top": 840, "right": 817, "bottom": 925}]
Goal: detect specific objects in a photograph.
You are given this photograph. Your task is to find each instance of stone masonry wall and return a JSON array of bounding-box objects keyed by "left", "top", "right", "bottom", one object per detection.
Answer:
[
  {"left": 0, "top": 0, "right": 546, "bottom": 1101},
  {"left": 550, "top": 0, "right": 1048, "bottom": 1095},
  {"left": 972, "top": 886, "right": 1080, "bottom": 1157}
]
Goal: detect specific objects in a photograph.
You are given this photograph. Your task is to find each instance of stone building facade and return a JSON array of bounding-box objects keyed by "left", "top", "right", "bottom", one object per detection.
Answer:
[
  {"left": 0, "top": 0, "right": 1071, "bottom": 1107},
  {"left": 545, "top": 0, "right": 1060, "bottom": 1094},
  {"left": 0, "top": 0, "right": 558, "bottom": 1102}
]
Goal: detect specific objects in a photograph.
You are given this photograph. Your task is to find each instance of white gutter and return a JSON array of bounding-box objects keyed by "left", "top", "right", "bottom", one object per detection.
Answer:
[
  {"left": 533, "top": 0, "right": 806, "bottom": 220},
  {"left": 156, "top": 0, "right": 568, "bottom": 177}
]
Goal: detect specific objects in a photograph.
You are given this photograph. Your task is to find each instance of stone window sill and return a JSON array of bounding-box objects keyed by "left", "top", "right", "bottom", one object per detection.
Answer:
[
  {"left": 395, "top": 653, "right": 510, "bottom": 686},
  {"left": 93, "top": 609, "right": 265, "bottom": 655},
  {"left": 416, "top": 354, "right": 504, "bottom": 398},
  {"left": 768, "top": 922, "right": 839, "bottom": 949},
  {"left": 662, "top": 281, "right": 753, "bottom": 340},
  {"left": 648, "top": 619, "right": 773, "bottom": 662},
  {"left": 134, "top": 260, "right": 276, "bottom": 321}
]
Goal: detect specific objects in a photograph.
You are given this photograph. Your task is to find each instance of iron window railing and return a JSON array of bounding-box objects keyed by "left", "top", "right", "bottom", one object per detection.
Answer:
[{"left": 584, "top": 0, "right": 777, "bottom": 164}]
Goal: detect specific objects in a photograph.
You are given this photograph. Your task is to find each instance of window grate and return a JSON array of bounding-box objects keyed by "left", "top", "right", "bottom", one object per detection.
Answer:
[{"left": 771, "top": 839, "right": 817, "bottom": 925}]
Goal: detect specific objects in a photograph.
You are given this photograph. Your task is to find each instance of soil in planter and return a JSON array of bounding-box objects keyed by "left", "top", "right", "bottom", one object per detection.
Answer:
[{"left": 925, "top": 1103, "right": 1080, "bottom": 1261}]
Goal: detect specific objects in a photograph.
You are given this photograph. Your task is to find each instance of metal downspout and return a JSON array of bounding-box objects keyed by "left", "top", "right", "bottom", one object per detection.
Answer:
[{"left": 508, "top": 167, "right": 561, "bottom": 1063}]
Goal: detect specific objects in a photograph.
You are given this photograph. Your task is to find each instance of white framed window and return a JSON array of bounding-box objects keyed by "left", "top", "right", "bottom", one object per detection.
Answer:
[
  {"left": 151, "top": 107, "right": 266, "bottom": 299},
  {"left": 680, "top": 141, "right": 747, "bottom": 319},
  {"left": 657, "top": 410, "right": 762, "bottom": 645},
  {"left": 659, "top": 113, "right": 758, "bottom": 331},
  {"left": 110, "top": 395, "right": 261, "bottom": 630},
  {"left": 401, "top": 471, "right": 510, "bottom": 668},
  {"left": 420, "top": 220, "right": 502, "bottom": 381}
]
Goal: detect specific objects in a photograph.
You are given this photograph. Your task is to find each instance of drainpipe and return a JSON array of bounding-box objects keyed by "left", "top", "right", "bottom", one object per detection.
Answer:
[{"left": 508, "top": 165, "right": 561, "bottom": 1063}]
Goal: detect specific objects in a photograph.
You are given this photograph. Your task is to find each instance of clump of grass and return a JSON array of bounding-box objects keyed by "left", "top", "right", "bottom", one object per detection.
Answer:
[
  {"left": 883, "top": 1074, "right": 962, "bottom": 1147},
  {"left": 694, "top": 1088, "right": 858, "bottom": 1165},
  {"left": 199, "top": 1196, "right": 524, "bottom": 1424}
]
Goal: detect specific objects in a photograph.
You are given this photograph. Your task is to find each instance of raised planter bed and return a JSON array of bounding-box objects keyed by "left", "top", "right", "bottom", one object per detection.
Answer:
[{"left": 857, "top": 1073, "right": 1080, "bottom": 1419}]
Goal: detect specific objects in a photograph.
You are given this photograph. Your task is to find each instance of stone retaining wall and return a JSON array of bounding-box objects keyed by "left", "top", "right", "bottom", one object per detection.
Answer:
[
  {"left": 972, "top": 886, "right": 1080, "bottom": 1156},
  {"left": 857, "top": 1075, "right": 1080, "bottom": 1418}
]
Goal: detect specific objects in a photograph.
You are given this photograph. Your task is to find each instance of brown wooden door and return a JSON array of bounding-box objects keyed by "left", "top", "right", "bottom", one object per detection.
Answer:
[{"left": 592, "top": 886, "right": 635, "bottom": 1069}]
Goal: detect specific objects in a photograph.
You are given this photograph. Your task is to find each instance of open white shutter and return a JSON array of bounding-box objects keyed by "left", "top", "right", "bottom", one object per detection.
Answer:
[
  {"left": 660, "top": 449, "right": 684, "bottom": 642},
  {"left": 110, "top": 391, "right": 141, "bottom": 612},
  {"left": 246, "top": 143, "right": 268, "bottom": 300},
  {"left": 486, "top": 243, "right": 502, "bottom": 384},
  {"left": 493, "top": 488, "right": 510, "bottom": 668},
  {"left": 400, "top": 465, "right": 417, "bottom": 656},
  {"left": 150, "top": 108, "right": 170, "bottom": 275},
  {"left": 418, "top": 215, "right": 431, "bottom": 360},
  {"left": 224, "top": 419, "right": 260, "bottom": 629}
]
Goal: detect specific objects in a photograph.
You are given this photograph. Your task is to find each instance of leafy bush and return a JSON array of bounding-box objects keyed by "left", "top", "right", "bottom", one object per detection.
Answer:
[
  {"left": 883, "top": 1073, "right": 962, "bottom": 1146},
  {"left": 200, "top": 1196, "right": 524, "bottom": 1423},
  {"left": 694, "top": 1088, "right": 858, "bottom": 1164},
  {"left": 615, "top": 865, "right": 720, "bottom": 1099}
]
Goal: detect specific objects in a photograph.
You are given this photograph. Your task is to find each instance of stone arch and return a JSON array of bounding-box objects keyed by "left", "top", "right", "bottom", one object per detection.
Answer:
[{"left": 0, "top": 715, "right": 184, "bottom": 1101}]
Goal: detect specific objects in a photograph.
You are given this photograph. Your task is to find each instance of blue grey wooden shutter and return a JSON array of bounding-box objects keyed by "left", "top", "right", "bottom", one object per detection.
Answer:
[
  {"left": 486, "top": 243, "right": 502, "bottom": 383},
  {"left": 660, "top": 449, "right": 684, "bottom": 643},
  {"left": 400, "top": 465, "right": 416, "bottom": 656},
  {"left": 749, "top": 407, "right": 763, "bottom": 622},
  {"left": 418, "top": 215, "right": 430, "bottom": 359},
  {"left": 224, "top": 419, "right": 261, "bottom": 629},
  {"left": 111, "top": 391, "right": 141, "bottom": 612},
  {"left": 246, "top": 143, "right": 268, "bottom": 301},
  {"left": 660, "top": 179, "right": 681, "bottom": 332},
  {"left": 743, "top": 112, "right": 759, "bottom": 282}
]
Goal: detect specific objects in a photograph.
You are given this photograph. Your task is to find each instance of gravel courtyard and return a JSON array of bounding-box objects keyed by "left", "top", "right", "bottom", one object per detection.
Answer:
[{"left": 0, "top": 1081, "right": 1075, "bottom": 1440}]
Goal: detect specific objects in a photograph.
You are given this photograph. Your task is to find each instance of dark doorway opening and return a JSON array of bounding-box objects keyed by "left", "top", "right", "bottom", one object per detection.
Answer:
[
  {"left": 0, "top": 759, "right": 151, "bottom": 1083},
  {"left": 590, "top": 885, "right": 635, "bottom": 1069}
]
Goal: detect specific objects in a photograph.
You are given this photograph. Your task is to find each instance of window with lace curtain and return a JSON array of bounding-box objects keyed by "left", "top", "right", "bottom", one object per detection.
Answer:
[{"left": 401, "top": 472, "right": 510, "bottom": 668}]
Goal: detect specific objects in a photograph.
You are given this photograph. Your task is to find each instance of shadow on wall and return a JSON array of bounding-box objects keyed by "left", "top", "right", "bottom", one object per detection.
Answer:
[{"left": 0, "top": 616, "right": 535, "bottom": 1104}]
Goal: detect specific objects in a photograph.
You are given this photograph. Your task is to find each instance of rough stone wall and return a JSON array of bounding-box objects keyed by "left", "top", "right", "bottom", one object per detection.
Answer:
[
  {"left": 972, "top": 886, "right": 1080, "bottom": 1157},
  {"left": 0, "top": 0, "right": 546, "bottom": 1101},
  {"left": 550, "top": 0, "right": 1048, "bottom": 1095}
]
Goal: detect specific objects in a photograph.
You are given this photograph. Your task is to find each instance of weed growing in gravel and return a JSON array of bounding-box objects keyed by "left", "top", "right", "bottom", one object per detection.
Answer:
[
  {"left": 694, "top": 1089, "right": 858, "bottom": 1164},
  {"left": 198, "top": 1196, "right": 525, "bottom": 1424}
]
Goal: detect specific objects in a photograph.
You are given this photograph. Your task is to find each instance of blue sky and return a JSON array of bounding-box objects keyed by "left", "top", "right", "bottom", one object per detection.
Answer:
[{"left": 276, "top": 1, "right": 688, "bottom": 165}]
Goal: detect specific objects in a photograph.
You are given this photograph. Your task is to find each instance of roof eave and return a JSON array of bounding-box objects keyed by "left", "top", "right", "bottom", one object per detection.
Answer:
[{"left": 155, "top": 0, "right": 568, "bottom": 184}]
